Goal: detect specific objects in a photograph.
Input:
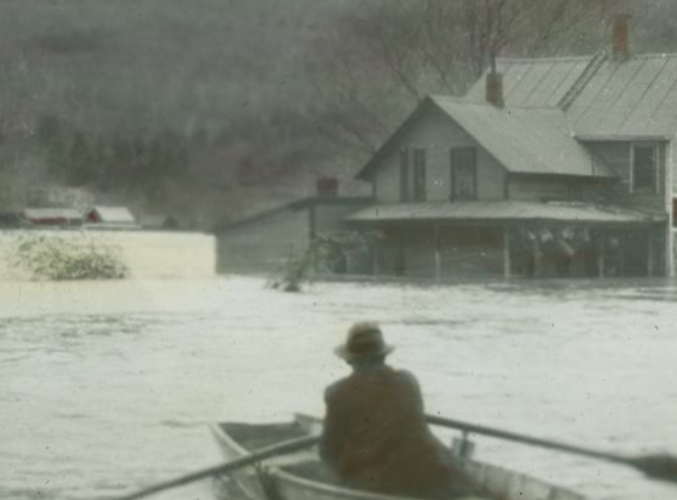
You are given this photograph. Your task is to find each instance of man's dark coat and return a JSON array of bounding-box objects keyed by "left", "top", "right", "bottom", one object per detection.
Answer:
[{"left": 320, "top": 364, "right": 479, "bottom": 499}]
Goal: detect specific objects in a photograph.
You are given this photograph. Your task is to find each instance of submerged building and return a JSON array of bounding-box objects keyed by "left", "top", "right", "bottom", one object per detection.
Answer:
[
  {"left": 216, "top": 179, "right": 371, "bottom": 274},
  {"left": 347, "top": 16, "right": 677, "bottom": 280},
  {"left": 219, "top": 17, "right": 677, "bottom": 280}
]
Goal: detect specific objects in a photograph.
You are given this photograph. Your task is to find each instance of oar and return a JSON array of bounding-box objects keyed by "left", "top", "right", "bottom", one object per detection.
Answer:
[
  {"left": 426, "top": 414, "right": 677, "bottom": 484},
  {"left": 110, "top": 434, "right": 319, "bottom": 500}
]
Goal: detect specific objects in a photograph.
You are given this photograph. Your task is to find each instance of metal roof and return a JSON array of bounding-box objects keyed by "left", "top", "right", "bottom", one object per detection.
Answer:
[
  {"left": 347, "top": 201, "right": 663, "bottom": 225},
  {"left": 567, "top": 54, "right": 677, "bottom": 138},
  {"left": 465, "top": 56, "right": 597, "bottom": 108},
  {"left": 214, "top": 196, "right": 372, "bottom": 233},
  {"left": 430, "top": 96, "right": 614, "bottom": 177},
  {"left": 465, "top": 53, "right": 677, "bottom": 139},
  {"left": 89, "top": 206, "right": 136, "bottom": 224},
  {"left": 360, "top": 51, "right": 677, "bottom": 183}
]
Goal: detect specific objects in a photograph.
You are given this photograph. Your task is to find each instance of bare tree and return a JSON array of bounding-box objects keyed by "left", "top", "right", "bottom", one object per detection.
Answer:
[
  {"left": 307, "top": 0, "right": 621, "bottom": 156},
  {"left": 415, "top": 0, "right": 621, "bottom": 84}
]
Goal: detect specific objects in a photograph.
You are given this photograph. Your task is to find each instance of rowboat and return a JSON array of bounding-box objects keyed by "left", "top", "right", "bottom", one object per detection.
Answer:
[{"left": 209, "top": 414, "right": 586, "bottom": 500}]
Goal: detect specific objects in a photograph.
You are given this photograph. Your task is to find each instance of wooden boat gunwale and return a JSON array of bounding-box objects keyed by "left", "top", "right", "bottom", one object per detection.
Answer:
[
  {"left": 210, "top": 420, "right": 429, "bottom": 500},
  {"left": 210, "top": 415, "right": 587, "bottom": 500}
]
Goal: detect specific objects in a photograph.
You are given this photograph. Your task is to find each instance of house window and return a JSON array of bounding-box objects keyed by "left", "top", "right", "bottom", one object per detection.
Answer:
[
  {"left": 631, "top": 144, "right": 659, "bottom": 193},
  {"left": 413, "top": 149, "right": 427, "bottom": 201},
  {"left": 451, "top": 147, "right": 477, "bottom": 200},
  {"left": 399, "top": 148, "right": 410, "bottom": 202}
]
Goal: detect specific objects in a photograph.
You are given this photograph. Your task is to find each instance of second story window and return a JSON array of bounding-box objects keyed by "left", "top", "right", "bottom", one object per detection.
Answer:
[
  {"left": 451, "top": 147, "right": 477, "bottom": 200},
  {"left": 413, "top": 149, "right": 427, "bottom": 201},
  {"left": 631, "top": 144, "right": 659, "bottom": 193}
]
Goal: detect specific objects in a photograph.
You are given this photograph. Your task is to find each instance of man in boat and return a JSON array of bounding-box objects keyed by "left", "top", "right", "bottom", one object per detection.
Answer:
[{"left": 320, "top": 322, "right": 483, "bottom": 500}]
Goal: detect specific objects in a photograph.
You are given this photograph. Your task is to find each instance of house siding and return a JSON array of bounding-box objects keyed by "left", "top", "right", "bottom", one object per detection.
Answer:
[{"left": 373, "top": 106, "right": 507, "bottom": 204}]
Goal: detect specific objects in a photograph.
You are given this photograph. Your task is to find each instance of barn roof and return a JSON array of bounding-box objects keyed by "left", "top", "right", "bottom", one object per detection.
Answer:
[
  {"left": 347, "top": 201, "right": 664, "bottom": 225},
  {"left": 89, "top": 206, "right": 136, "bottom": 224},
  {"left": 24, "top": 208, "right": 83, "bottom": 222}
]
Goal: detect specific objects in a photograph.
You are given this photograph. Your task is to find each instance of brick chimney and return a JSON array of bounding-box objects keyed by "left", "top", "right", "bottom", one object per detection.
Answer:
[
  {"left": 316, "top": 177, "right": 338, "bottom": 198},
  {"left": 612, "top": 14, "right": 631, "bottom": 62},
  {"left": 486, "top": 72, "right": 504, "bottom": 108}
]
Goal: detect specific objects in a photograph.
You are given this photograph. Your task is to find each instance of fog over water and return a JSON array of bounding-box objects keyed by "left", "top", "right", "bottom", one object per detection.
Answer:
[{"left": 1, "top": 277, "right": 676, "bottom": 500}]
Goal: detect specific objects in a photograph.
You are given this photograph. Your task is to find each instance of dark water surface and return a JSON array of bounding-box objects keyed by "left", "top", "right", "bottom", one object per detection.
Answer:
[{"left": 1, "top": 277, "right": 676, "bottom": 500}]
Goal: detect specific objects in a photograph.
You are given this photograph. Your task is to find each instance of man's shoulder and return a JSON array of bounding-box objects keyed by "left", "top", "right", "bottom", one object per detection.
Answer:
[
  {"left": 324, "top": 377, "right": 348, "bottom": 401},
  {"left": 324, "top": 367, "right": 420, "bottom": 399},
  {"left": 391, "top": 368, "right": 420, "bottom": 386}
]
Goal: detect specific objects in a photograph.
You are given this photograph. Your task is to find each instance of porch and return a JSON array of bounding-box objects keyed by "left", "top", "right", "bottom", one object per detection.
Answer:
[{"left": 346, "top": 202, "right": 667, "bottom": 279}]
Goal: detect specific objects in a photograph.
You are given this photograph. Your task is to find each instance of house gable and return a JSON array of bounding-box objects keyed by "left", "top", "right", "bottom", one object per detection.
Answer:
[{"left": 361, "top": 98, "right": 507, "bottom": 204}]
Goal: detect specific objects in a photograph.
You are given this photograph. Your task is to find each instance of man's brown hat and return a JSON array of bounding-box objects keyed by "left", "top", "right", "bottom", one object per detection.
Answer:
[{"left": 334, "top": 321, "right": 394, "bottom": 361}]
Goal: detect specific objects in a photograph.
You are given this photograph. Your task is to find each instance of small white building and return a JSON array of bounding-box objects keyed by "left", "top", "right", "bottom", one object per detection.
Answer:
[{"left": 85, "top": 206, "right": 140, "bottom": 230}]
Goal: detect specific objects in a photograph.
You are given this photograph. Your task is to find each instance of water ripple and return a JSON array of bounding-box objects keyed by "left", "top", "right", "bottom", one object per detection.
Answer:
[{"left": 1, "top": 277, "right": 676, "bottom": 500}]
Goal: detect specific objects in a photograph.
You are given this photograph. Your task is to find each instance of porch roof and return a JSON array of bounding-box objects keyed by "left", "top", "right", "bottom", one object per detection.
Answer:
[{"left": 346, "top": 201, "right": 664, "bottom": 225}]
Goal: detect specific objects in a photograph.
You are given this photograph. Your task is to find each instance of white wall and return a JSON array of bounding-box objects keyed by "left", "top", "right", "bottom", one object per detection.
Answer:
[{"left": 0, "top": 230, "right": 216, "bottom": 281}]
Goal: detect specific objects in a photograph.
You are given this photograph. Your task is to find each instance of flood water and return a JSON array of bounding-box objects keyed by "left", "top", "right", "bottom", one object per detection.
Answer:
[{"left": 1, "top": 276, "right": 676, "bottom": 500}]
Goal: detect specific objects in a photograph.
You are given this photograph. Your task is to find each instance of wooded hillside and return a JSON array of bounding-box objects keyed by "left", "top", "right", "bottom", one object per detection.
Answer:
[{"left": 1, "top": 0, "right": 676, "bottom": 228}]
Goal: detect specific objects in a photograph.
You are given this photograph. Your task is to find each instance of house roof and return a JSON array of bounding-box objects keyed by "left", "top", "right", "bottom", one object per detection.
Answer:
[
  {"left": 357, "top": 96, "right": 615, "bottom": 180},
  {"left": 359, "top": 49, "right": 677, "bottom": 184},
  {"left": 23, "top": 208, "right": 83, "bottom": 221},
  {"left": 431, "top": 96, "right": 614, "bottom": 177},
  {"left": 567, "top": 54, "right": 677, "bottom": 138},
  {"left": 214, "top": 196, "right": 372, "bottom": 234},
  {"left": 466, "top": 52, "right": 677, "bottom": 139},
  {"left": 465, "top": 55, "right": 599, "bottom": 108},
  {"left": 89, "top": 206, "right": 136, "bottom": 224},
  {"left": 347, "top": 201, "right": 664, "bottom": 225}
]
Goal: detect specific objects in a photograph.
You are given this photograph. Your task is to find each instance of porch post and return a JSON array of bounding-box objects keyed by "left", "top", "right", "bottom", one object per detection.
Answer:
[
  {"left": 666, "top": 140, "right": 675, "bottom": 277},
  {"left": 372, "top": 230, "right": 380, "bottom": 276},
  {"left": 434, "top": 224, "right": 441, "bottom": 280},
  {"left": 597, "top": 229, "right": 605, "bottom": 278},
  {"left": 503, "top": 225, "right": 512, "bottom": 278},
  {"left": 668, "top": 227, "right": 675, "bottom": 278}
]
